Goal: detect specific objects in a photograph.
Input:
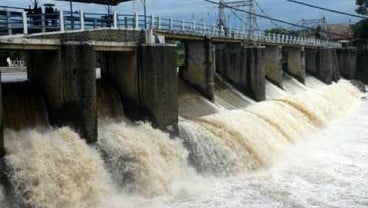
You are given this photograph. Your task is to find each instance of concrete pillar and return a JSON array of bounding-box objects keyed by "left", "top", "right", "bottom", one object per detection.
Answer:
[
  {"left": 100, "top": 45, "right": 178, "bottom": 131},
  {"left": 283, "top": 47, "right": 305, "bottom": 83},
  {"left": 28, "top": 43, "right": 97, "bottom": 143},
  {"left": 305, "top": 48, "right": 340, "bottom": 84},
  {"left": 181, "top": 38, "right": 215, "bottom": 101},
  {"left": 139, "top": 45, "right": 178, "bottom": 130},
  {"left": 247, "top": 47, "right": 265, "bottom": 101},
  {"left": 215, "top": 45, "right": 265, "bottom": 101},
  {"left": 305, "top": 48, "right": 318, "bottom": 76},
  {"left": 336, "top": 47, "right": 357, "bottom": 79},
  {"left": 0, "top": 73, "right": 4, "bottom": 157},
  {"left": 357, "top": 51, "right": 368, "bottom": 83},
  {"left": 100, "top": 51, "right": 139, "bottom": 120},
  {"left": 264, "top": 45, "right": 283, "bottom": 87},
  {"left": 215, "top": 43, "right": 225, "bottom": 76},
  {"left": 216, "top": 44, "right": 247, "bottom": 91},
  {"left": 318, "top": 48, "right": 340, "bottom": 84}
]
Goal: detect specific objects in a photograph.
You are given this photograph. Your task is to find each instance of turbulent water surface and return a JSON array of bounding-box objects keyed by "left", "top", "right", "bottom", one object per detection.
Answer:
[
  {"left": 168, "top": 101, "right": 368, "bottom": 208},
  {"left": 0, "top": 79, "right": 367, "bottom": 208}
]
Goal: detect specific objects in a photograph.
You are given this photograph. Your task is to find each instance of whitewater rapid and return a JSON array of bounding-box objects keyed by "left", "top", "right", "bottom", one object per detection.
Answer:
[
  {"left": 167, "top": 100, "right": 368, "bottom": 208},
  {"left": 0, "top": 80, "right": 366, "bottom": 208}
]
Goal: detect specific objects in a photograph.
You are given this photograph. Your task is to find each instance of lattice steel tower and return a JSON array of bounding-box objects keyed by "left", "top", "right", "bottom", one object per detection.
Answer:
[
  {"left": 299, "top": 17, "right": 327, "bottom": 37},
  {"left": 217, "top": 0, "right": 258, "bottom": 33}
]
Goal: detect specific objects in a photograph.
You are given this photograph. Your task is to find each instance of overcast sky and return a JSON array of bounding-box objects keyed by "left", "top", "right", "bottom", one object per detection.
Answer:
[{"left": 1, "top": 0, "right": 361, "bottom": 30}]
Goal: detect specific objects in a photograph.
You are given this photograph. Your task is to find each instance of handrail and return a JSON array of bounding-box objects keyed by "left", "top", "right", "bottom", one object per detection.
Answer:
[
  {"left": 0, "top": 8, "right": 342, "bottom": 48},
  {"left": 0, "top": 6, "right": 26, "bottom": 11}
]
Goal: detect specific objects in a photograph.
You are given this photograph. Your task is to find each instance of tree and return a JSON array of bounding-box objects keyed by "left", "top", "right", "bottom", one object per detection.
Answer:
[
  {"left": 356, "top": 0, "right": 368, "bottom": 15},
  {"left": 352, "top": 19, "right": 368, "bottom": 39},
  {"left": 264, "top": 28, "right": 299, "bottom": 36},
  {"left": 353, "top": 0, "right": 368, "bottom": 39}
]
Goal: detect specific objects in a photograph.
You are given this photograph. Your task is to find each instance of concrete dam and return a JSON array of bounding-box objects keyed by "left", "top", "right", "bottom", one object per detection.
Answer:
[{"left": 0, "top": 28, "right": 366, "bottom": 208}]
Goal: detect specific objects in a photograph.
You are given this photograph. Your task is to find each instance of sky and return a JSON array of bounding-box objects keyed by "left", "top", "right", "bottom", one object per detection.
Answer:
[{"left": 0, "top": 0, "right": 362, "bottom": 30}]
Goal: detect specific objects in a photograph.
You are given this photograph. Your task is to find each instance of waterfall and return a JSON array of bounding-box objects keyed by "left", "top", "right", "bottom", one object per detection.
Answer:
[
  {"left": 179, "top": 81, "right": 361, "bottom": 175},
  {"left": 265, "top": 80, "right": 287, "bottom": 100},
  {"left": 214, "top": 75, "right": 255, "bottom": 110},
  {"left": 4, "top": 128, "right": 111, "bottom": 208},
  {"left": 178, "top": 78, "right": 221, "bottom": 118},
  {"left": 97, "top": 120, "right": 194, "bottom": 197},
  {"left": 0, "top": 79, "right": 362, "bottom": 208},
  {"left": 96, "top": 79, "right": 124, "bottom": 120}
]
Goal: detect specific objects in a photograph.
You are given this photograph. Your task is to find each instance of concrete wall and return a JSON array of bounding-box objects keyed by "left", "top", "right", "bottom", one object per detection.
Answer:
[
  {"left": 337, "top": 47, "right": 357, "bottom": 79},
  {"left": 31, "top": 29, "right": 144, "bottom": 42},
  {"left": 181, "top": 38, "right": 215, "bottom": 101},
  {"left": 357, "top": 51, "right": 368, "bottom": 84},
  {"left": 305, "top": 48, "right": 340, "bottom": 84},
  {"left": 100, "top": 45, "right": 178, "bottom": 131},
  {"left": 27, "top": 50, "right": 62, "bottom": 108},
  {"left": 215, "top": 44, "right": 265, "bottom": 101},
  {"left": 318, "top": 48, "right": 340, "bottom": 84},
  {"left": 96, "top": 79, "right": 125, "bottom": 120},
  {"left": 100, "top": 51, "right": 140, "bottom": 120},
  {"left": 247, "top": 47, "right": 265, "bottom": 101},
  {"left": 0, "top": 73, "right": 4, "bottom": 157},
  {"left": 28, "top": 43, "right": 97, "bottom": 143},
  {"left": 139, "top": 45, "right": 178, "bottom": 130},
  {"left": 216, "top": 44, "right": 247, "bottom": 91},
  {"left": 264, "top": 45, "right": 283, "bottom": 87},
  {"left": 283, "top": 47, "right": 305, "bottom": 83},
  {"left": 305, "top": 48, "right": 318, "bottom": 76}
]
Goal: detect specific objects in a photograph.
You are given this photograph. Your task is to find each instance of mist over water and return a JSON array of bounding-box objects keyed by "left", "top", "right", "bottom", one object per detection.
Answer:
[{"left": 0, "top": 79, "right": 366, "bottom": 208}]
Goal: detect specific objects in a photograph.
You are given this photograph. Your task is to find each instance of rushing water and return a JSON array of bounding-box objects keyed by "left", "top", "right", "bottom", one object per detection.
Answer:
[
  {"left": 3, "top": 128, "right": 111, "bottom": 208},
  {"left": 0, "top": 79, "right": 366, "bottom": 208},
  {"left": 97, "top": 120, "right": 194, "bottom": 197},
  {"left": 168, "top": 99, "right": 368, "bottom": 208}
]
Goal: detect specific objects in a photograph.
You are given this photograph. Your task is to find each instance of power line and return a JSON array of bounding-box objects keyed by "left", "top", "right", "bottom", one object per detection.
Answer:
[
  {"left": 202, "top": 0, "right": 348, "bottom": 38},
  {"left": 285, "top": 0, "right": 367, "bottom": 19},
  {"left": 216, "top": 0, "right": 256, "bottom": 32},
  {"left": 255, "top": 1, "right": 282, "bottom": 28},
  {"left": 203, "top": 0, "right": 316, "bottom": 30},
  {"left": 229, "top": 8, "right": 249, "bottom": 27}
]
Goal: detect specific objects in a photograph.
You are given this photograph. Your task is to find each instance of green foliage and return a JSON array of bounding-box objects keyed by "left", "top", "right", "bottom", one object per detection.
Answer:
[
  {"left": 353, "top": 0, "right": 368, "bottom": 39},
  {"left": 264, "top": 28, "right": 300, "bottom": 36},
  {"left": 356, "top": 0, "right": 368, "bottom": 15},
  {"left": 176, "top": 42, "right": 185, "bottom": 67},
  {"left": 352, "top": 19, "right": 368, "bottom": 39}
]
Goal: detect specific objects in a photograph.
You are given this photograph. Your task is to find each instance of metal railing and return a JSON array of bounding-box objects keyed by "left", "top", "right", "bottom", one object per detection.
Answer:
[{"left": 0, "top": 6, "right": 342, "bottom": 48}]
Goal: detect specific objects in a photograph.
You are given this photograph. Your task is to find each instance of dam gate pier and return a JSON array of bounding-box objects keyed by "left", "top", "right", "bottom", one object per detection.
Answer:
[{"left": 0, "top": 26, "right": 358, "bottom": 155}]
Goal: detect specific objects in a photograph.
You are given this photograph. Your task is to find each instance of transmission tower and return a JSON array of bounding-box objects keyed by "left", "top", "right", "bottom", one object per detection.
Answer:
[
  {"left": 217, "top": 0, "right": 258, "bottom": 33},
  {"left": 300, "top": 17, "right": 327, "bottom": 30},
  {"left": 246, "top": 0, "right": 257, "bottom": 34},
  {"left": 299, "top": 17, "right": 327, "bottom": 37}
]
